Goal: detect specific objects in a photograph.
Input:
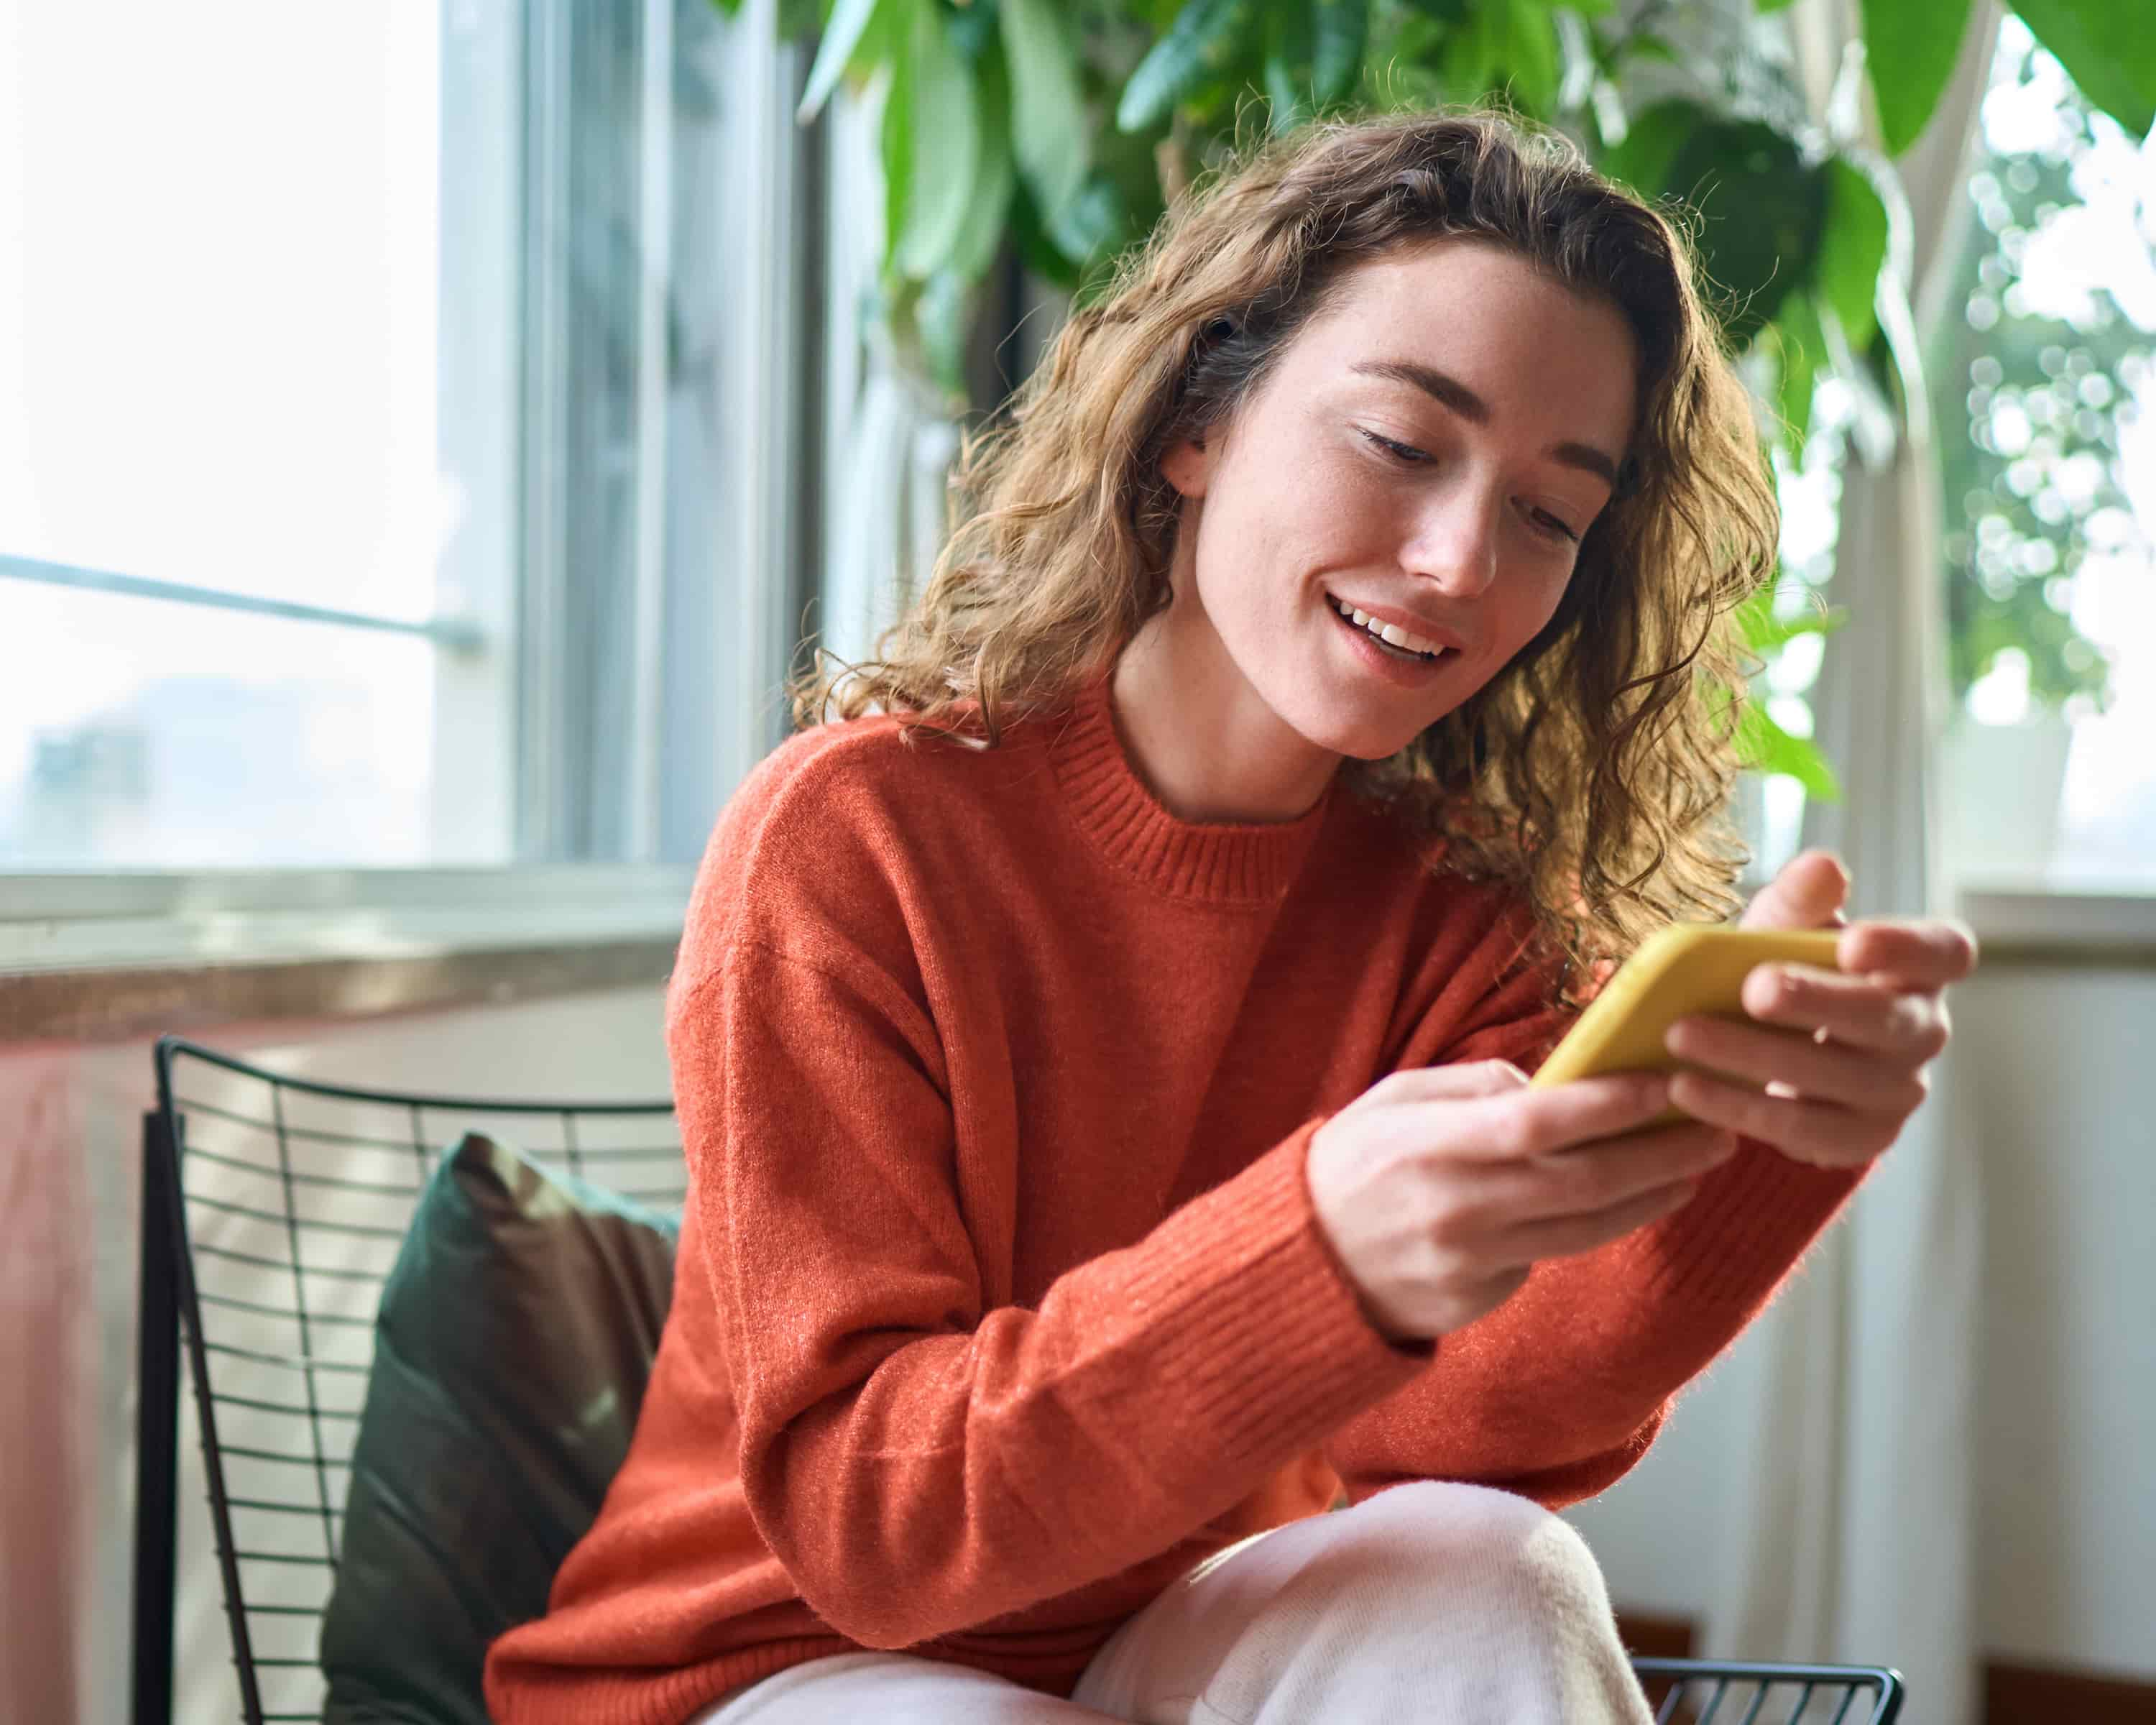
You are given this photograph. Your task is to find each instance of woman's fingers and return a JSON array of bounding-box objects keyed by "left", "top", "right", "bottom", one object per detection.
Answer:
[
  {"left": 1664, "top": 1013, "right": 1931, "bottom": 1116},
  {"left": 1646, "top": 919, "right": 1975, "bottom": 1171},
  {"left": 1373, "top": 1059, "right": 1531, "bottom": 1103},
  {"left": 1736, "top": 963, "right": 1952, "bottom": 1060},
  {"left": 1480, "top": 1121, "right": 1738, "bottom": 1225},
  {"left": 1497, "top": 1173, "right": 1703, "bottom": 1264},
  {"left": 1737, "top": 848, "right": 1851, "bottom": 933},
  {"left": 1437, "top": 1072, "right": 1674, "bottom": 1162},
  {"left": 1835, "top": 917, "right": 1978, "bottom": 990},
  {"left": 1667, "top": 1070, "right": 1898, "bottom": 1166}
]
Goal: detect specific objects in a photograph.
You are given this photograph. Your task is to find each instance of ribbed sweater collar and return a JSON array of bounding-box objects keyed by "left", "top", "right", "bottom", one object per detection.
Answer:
[{"left": 1044, "top": 665, "right": 1337, "bottom": 905}]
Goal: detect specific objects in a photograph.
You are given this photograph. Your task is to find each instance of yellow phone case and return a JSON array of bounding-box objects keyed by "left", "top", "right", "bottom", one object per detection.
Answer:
[{"left": 1529, "top": 925, "right": 1846, "bottom": 1108}]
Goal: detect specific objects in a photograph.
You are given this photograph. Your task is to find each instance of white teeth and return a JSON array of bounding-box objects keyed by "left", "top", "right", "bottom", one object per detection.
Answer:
[{"left": 1332, "top": 597, "right": 1442, "bottom": 658}]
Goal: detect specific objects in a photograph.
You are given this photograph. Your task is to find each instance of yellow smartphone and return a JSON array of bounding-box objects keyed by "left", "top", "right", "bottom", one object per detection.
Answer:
[{"left": 1530, "top": 924, "right": 1846, "bottom": 1121}]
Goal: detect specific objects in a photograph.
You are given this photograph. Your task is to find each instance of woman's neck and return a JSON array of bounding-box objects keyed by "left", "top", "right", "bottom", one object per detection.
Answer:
[{"left": 1107, "top": 564, "right": 1342, "bottom": 828}]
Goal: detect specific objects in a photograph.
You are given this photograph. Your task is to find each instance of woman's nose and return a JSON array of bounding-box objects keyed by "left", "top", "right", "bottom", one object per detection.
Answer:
[{"left": 1401, "top": 483, "right": 1501, "bottom": 599}]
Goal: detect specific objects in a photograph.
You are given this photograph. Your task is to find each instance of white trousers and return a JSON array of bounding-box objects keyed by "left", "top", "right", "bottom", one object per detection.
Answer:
[{"left": 688, "top": 1480, "right": 1657, "bottom": 1724}]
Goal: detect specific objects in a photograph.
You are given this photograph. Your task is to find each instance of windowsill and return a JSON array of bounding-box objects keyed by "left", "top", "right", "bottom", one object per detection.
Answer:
[
  {"left": 8, "top": 866, "right": 2150, "bottom": 1044},
  {"left": 1957, "top": 885, "right": 2156, "bottom": 969},
  {"left": 1, "top": 865, "right": 692, "bottom": 1042}
]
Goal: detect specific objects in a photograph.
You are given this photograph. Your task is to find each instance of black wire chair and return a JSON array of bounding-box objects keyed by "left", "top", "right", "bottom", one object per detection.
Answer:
[
  {"left": 132, "top": 1036, "right": 1904, "bottom": 1725},
  {"left": 1630, "top": 1659, "right": 1903, "bottom": 1724},
  {"left": 130, "top": 1036, "right": 686, "bottom": 1725}
]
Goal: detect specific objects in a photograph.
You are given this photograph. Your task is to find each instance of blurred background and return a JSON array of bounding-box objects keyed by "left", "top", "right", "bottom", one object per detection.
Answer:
[{"left": 1, "top": 2, "right": 2150, "bottom": 1722}]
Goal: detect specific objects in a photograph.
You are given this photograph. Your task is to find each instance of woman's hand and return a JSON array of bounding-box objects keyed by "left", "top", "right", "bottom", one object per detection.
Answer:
[
  {"left": 1665, "top": 850, "right": 1977, "bottom": 1170},
  {"left": 1306, "top": 1062, "right": 1738, "bottom": 1344}
]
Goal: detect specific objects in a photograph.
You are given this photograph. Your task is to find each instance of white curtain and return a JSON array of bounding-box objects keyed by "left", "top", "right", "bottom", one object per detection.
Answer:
[
  {"left": 815, "top": 85, "right": 967, "bottom": 678},
  {"left": 1702, "top": 6, "right": 2001, "bottom": 1720}
]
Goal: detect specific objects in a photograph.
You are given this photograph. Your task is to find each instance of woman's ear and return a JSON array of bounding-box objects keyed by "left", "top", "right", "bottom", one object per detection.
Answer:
[{"left": 1161, "top": 436, "right": 1212, "bottom": 499}]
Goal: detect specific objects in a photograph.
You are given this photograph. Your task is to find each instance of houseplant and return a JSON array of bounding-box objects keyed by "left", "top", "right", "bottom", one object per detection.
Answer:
[{"left": 721, "top": 0, "right": 2156, "bottom": 801}]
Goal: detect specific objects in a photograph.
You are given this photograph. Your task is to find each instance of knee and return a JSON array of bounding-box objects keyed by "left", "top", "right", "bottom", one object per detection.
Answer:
[
  {"left": 1330, "top": 1480, "right": 1618, "bottom": 1627},
  {"left": 1147, "top": 1483, "right": 1646, "bottom": 1724}
]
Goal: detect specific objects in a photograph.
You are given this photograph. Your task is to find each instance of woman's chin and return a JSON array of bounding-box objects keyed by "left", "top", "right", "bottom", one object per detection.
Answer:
[
  {"left": 1286, "top": 707, "right": 1428, "bottom": 765},
  {"left": 1339, "top": 730, "right": 1427, "bottom": 765}
]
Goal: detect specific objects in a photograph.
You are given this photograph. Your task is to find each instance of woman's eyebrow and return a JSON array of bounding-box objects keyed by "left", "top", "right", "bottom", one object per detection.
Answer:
[{"left": 1348, "top": 358, "right": 1621, "bottom": 490}]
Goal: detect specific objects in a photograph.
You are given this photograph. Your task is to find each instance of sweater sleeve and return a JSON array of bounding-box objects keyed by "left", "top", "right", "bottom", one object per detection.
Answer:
[
  {"left": 1322, "top": 926, "right": 1874, "bottom": 1511},
  {"left": 676, "top": 939, "right": 1424, "bottom": 1652}
]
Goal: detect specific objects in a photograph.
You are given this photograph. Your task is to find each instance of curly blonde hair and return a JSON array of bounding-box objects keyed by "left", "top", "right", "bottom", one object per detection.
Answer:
[{"left": 791, "top": 108, "right": 1777, "bottom": 990}]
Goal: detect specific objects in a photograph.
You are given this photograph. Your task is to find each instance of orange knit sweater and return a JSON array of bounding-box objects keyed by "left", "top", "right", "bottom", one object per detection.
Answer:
[{"left": 483, "top": 668, "right": 1866, "bottom": 1725}]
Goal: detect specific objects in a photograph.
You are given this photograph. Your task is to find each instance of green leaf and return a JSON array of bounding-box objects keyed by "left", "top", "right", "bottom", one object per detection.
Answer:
[
  {"left": 1861, "top": 0, "right": 1976, "bottom": 155},
  {"left": 1735, "top": 702, "right": 1841, "bottom": 800},
  {"left": 1617, "top": 32, "right": 1680, "bottom": 68},
  {"left": 1045, "top": 176, "right": 1126, "bottom": 262},
  {"left": 800, "top": 0, "right": 885, "bottom": 121},
  {"left": 948, "top": 53, "right": 1016, "bottom": 284},
  {"left": 1770, "top": 292, "right": 1826, "bottom": 456},
  {"left": 1000, "top": 0, "right": 1092, "bottom": 223},
  {"left": 949, "top": 65, "right": 1013, "bottom": 282},
  {"left": 946, "top": 0, "right": 998, "bottom": 59},
  {"left": 1427, "top": 0, "right": 1560, "bottom": 113},
  {"left": 1735, "top": 584, "right": 1847, "bottom": 657},
  {"left": 2010, "top": 0, "right": 2156, "bottom": 141},
  {"left": 1440, "top": 1, "right": 1502, "bottom": 98},
  {"left": 847, "top": 0, "right": 906, "bottom": 86},
  {"left": 1054, "top": 116, "right": 1169, "bottom": 290},
  {"left": 1662, "top": 119, "right": 1828, "bottom": 346},
  {"left": 894, "top": 6, "right": 983, "bottom": 280},
  {"left": 1755, "top": 0, "right": 1799, "bottom": 12},
  {"left": 1264, "top": 1, "right": 1316, "bottom": 133},
  {"left": 709, "top": 0, "right": 747, "bottom": 16},
  {"left": 1597, "top": 96, "right": 1703, "bottom": 198},
  {"left": 1498, "top": 0, "right": 1562, "bottom": 116},
  {"left": 918, "top": 269, "right": 972, "bottom": 397},
  {"left": 1815, "top": 157, "right": 1889, "bottom": 356},
  {"left": 1264, "top": 55, "right": 1307, "bottom": 132},
  {"left": 1009, "top": 180, "right": 1084, "bottom": 289},
  {"left": 1118, "top": 0, "right": 1248, "bottom": 132},
  {"left": 1313, "top": 0, "right": 1369, "bottom": 105},
  {"left": 880, "top": 35, "right": 913, "bottom": 273}
]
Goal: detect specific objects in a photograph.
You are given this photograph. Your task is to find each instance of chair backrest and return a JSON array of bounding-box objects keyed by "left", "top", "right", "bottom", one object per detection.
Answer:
[
  {"left": 131, "top": 1036, "right": 683, "bottom": 1725},
  {"left": 1631, "top": 1657, "right": 1904, "bottom": 1724}
]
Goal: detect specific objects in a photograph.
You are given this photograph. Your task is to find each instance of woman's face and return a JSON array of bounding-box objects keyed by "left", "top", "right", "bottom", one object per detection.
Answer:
[{"left": 1160, "top": 239, "right": 1640, "bottom": 769}]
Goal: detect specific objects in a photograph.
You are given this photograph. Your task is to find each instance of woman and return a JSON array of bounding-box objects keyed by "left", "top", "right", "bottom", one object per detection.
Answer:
[{"left": 485, "top": 109, "right": 1972, "bottom": 1724}]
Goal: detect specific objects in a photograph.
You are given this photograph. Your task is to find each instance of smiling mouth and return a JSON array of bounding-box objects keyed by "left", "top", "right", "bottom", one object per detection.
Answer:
[{"left": 1325, "top": 593, "right": 1449, "bottom": 663}]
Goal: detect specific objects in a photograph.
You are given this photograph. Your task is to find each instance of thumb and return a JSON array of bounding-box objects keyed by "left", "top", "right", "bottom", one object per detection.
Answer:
[
  {"left": 1379, "top": 1059, "right": 1531, "bottom": 1103},
  {"left": 1740, "top": 848, "right": 1851, "bottom": 932}
]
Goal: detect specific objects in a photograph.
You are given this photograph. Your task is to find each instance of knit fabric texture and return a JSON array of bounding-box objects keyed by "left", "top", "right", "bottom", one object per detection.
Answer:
[{"left": 483, "top": 668, "right": 1866, "bottom": 1725}]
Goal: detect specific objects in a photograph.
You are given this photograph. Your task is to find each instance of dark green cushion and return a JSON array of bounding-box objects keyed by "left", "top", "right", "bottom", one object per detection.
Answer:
[{"left": 318, "top": 1131, "right": 678, "bottom": 1725}]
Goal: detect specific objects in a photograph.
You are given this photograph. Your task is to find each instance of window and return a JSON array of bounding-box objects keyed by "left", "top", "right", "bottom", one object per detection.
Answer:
[
  {"left": 0, "top": 0, "right": 814, "bottom": 880},
  {"left": 1932, "top": 15, "right": 2156, "bottom": 892}
]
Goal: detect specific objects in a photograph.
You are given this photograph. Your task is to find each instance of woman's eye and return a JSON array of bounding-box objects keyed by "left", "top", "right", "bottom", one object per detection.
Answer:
[
  {"left": 1529, "top": 507, "right": 1582, "bottom": 544},
  {"left": 1358, "top": 426, "right": 1582, "bottom": 543},
  {"left": 1359, "top": 429, "right": 1429, "bottom": 465}
]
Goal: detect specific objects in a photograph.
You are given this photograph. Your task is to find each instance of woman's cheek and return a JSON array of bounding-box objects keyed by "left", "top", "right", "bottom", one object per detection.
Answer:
[
  {"left": 1496, "top": 562, "right": 1575, "bottom": 654},
  {"left": 1300, "top": 449, "right": 1384, "bottom": 520}
]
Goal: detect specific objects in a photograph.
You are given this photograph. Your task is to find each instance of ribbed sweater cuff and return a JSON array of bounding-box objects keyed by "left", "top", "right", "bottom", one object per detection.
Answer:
[
  {"left": 1651, "top": 1134, "right": 1869, "bottom": 1310},
  {"left": 1097, "top": 1118, "right": 1431, "bottom": 1479}
]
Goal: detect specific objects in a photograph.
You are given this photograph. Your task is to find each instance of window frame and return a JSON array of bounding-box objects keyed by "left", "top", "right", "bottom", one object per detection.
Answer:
[{"left": 1, "top": 0, "right": 815, "bottom": 975}]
